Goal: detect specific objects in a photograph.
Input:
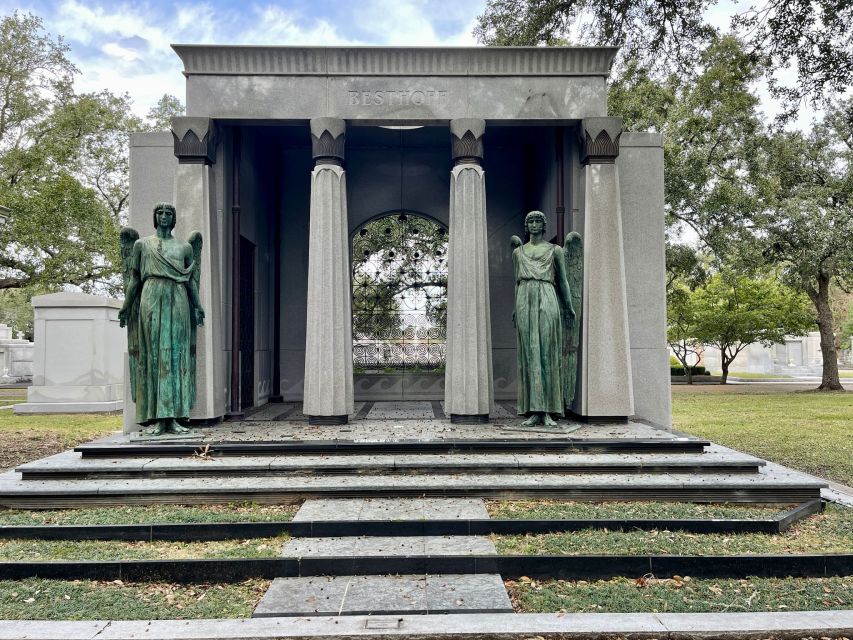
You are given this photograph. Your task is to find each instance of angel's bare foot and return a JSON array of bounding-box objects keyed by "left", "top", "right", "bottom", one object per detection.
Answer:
[
  {"left": 543, "top": 414, "right": 558, "bottom": 427},
  {"left": 143, "top": 421, "right": 166, "bottom": 436},
  {"left": 165, "top": 419, "right": 190, "bottom": 434},
  {"left": 521, "top": 413, "right": 543, "bottom": 426}
]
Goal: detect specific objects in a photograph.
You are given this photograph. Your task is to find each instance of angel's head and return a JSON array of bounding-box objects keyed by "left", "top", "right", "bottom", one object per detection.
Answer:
[
  {"left": 153, "top": 203, "right": 177, "bottom": 231},
  {"left": 524, "top": 210, "right": 546, "bottom": 235}
]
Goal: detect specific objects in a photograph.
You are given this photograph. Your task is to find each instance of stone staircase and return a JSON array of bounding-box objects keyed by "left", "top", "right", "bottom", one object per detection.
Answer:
[
  {"left": 253, "top": 497, "right": 514, "bottom": 617},
  {"left": 0, "top": 403, "right": 826, "bottom": 508}
]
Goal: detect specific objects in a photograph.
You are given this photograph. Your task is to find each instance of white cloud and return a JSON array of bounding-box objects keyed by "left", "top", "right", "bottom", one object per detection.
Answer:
[{"left": 102, "top": 41, "right": 141, "bottom": 62}]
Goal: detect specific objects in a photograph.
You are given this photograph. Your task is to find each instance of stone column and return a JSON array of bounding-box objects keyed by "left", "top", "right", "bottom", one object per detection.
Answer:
[
  {"left": 170, "top": 117, "right": 226, "bottom": 421},
  {"left": 303, "top": 118, "right": 354, "bottom": 425},
  {"left": 444, "top": 119, "right": 494, "bottom": 423},
  {"left": 578, "top": 117, "right": 634, "bottom": 420}
]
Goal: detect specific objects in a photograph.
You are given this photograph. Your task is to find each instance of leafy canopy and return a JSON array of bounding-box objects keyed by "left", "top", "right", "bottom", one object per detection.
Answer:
[
  {"left": 476, "top": 0, "right": 853, "bottom": 110},
  {"left": 0, "top": 11, "right": 182, "bottom": 294}
]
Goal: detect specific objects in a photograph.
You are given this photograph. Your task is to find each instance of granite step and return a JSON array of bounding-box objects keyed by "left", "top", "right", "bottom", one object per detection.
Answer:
[
  {"left": 252, "top": 574, "right": 514, "bottom": 616},
  {"left": 74, "top": 437, "right": 711, "bottom": 458},
  {"left": 0, "top": 467, "right": 825, "bottom": 508},
  {"left": 282, "top": 535, "right": 497, "bottom": 557},
  {"left": 257, "top": 497, "right": 510, "bottom": 617},
  {"left": 17, "top": 448, "right": 763, "bottom": 479}
]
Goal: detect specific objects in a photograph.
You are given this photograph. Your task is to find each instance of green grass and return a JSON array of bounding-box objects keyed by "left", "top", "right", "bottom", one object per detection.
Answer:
[
  {"left": 0, "top": 578, "right": 269, "bottom": 620},
  {"left": 0, "top": 503, "right": 299, "bottom": 526},
  {"left": 509, "top": 576, "right": 852, "bottom": 613},
  {"left": 486, "top": 500, "right": 787, "bottom": 520},
  {"left": 727, "top": 371, "right": 793, "bottom": 379},
  {"left": 0, "top": 536, "right": 286, "bottom": 561},
  {"left": 672, "top": 390, "right": 853, "bottom": 485},
  {"left": 493, "top": 504, "right": 853, "bottom": 556},
  {"left": 0, "top": 409, "right": 122, "bottom": 435},
  {"left": 0, "top": 410, "right": 122, "bottom": 471}
]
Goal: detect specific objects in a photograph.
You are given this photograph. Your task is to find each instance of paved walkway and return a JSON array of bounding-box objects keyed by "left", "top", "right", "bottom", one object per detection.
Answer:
[
  {"left": 256, "top": 497, "right": 513, "bottom": 616},
  {"left": 3, "top": 611, "right": 852, "bottom": 639}
]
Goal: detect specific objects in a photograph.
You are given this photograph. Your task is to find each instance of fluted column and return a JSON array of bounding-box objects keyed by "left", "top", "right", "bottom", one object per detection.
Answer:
[
  {"left": 303, "top": 118, "right": 353, "bottom": 425},
  {"left": 170, "top": 117, "right": 225, "bottom": 420},
  {"left": 578, "top": 117, "right": 634, "bottom": 420},
  {"left": 444, "top": 118, "right": 493, "bottom": 423}
]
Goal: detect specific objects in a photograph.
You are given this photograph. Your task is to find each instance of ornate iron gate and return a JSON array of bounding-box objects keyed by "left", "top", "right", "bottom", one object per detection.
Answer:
[{"left": 352, "top": 213, "right": 448, "bottom": 370}]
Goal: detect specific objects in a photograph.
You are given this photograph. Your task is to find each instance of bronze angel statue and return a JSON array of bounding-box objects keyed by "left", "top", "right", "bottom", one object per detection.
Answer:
[
  {"left": 118, "top": 203, "right": 204, "bottom": 436},
  {"left": 511, "top": 212, "right": 582, "bottom": 426}
]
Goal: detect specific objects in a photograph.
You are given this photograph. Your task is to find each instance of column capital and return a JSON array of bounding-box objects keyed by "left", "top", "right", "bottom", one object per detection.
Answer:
[
  {"left": 171, "top": 117, "right": 217, "bottom": 165},
  {"left": 579, "top": 117, "right": 622, "bottom": 165},
  {"left": 450, "top": 118, "right": 485, "bottom": 165},
  {"left": 310, "top": 117, "right": 346, "bottom": 166}
]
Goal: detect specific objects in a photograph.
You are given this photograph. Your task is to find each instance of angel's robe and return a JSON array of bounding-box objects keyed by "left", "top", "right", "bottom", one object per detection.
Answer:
[
  {"left": 131, "top": 235, "right": 196, "bottom": 425},
  {"left": 512, "top": 242, "right": 565, "bottom": 415}
]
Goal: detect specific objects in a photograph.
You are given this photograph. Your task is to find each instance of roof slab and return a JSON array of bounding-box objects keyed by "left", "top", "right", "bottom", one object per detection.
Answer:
[{"left": 173, "top": 46, "right": 618, "bottom": 123}]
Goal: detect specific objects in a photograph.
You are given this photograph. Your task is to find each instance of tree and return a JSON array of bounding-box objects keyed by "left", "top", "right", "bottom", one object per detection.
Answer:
[
  {"left": 475, "top": 0, "right": 853, "bottom": 110},
  {"left": 146, "top": 94, "right": 184, "bottom": 130},
  {"left": 691, "top": 272, "right": 814, "bottom": 384},
  {"left": 0, "top": 284, "right": 57, "bottom": 340},
  {"left": 667, "top": 282, "right": 701, "bottom": 384},
  {"left": 757, "top": 104, "right": 853, "bottom": 390},
  {"left": 609, "top": 37, "right": 767, "bottom": 255},
  {"left": 0, "top": 13, "right": 180, "bottom": 294}
]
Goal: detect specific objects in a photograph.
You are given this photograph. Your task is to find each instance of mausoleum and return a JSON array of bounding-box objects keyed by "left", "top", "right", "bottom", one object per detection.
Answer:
[{"left": 127, "top": 45, "right": 669, "bottom": 431}]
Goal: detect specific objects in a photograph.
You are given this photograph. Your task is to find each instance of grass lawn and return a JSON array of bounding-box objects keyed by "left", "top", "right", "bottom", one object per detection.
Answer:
[
  {"left": 493, "top": 504, "right": 853, "bottom": 556},
  {"left": 0, "top": 503, "right": 299, "bottom": 526},
  {"left": 508, "top": 575, "right": 852, "bottom": 613},
  {"left": 0, "top": 579, "right": 269, "bottom": 620},
  {"left": 486, "top": 501, "right": 787, "bottom": 520},
  {"left": 0, "top": 405, "right": 121, "bottom": 472},
  {"left": 672, "top": 390, "right": 853, "bottom": 486},
  {"left": 0, "top": 536, "right": 286, "bottom": 561},
  {"left": 727, "top": 371, "right": 792, "bottom": 379}
]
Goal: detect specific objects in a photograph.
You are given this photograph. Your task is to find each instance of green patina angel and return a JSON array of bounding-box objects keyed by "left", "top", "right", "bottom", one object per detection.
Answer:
[
  {"left": 511, "top": 211, "right": 580, "bottom": 426},
  {"left": 118, "top": 203, "right": 204, "bottom": 436}
]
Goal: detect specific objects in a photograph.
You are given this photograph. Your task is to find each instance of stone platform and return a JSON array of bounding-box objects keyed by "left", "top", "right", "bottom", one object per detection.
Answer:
[{"left": 0, "top": 402, "right": 826, "bottom": 507}]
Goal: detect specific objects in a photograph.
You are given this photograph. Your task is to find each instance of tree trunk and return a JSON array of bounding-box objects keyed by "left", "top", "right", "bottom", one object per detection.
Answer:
[
  {"left": 812, "top": 275, "right": 843, "bottom": 391},
  {"left": 686, "top": 366, "right": 693, "bottom": 385},
  {"left": 720, "top": 358, "right": 729, "bottom": 384}
]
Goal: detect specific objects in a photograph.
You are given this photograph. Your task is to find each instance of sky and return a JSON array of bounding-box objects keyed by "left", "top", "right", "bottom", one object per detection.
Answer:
[
  {"left": 3, "top": 0, "right": 484, "bottom": 117},
  {"left": 1, "top": 0, "right": 820, "bottom": 128}
]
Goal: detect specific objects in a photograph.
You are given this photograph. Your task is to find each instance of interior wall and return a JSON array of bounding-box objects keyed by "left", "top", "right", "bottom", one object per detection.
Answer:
[
  {"left": 484, "top": 126, "right": 570, "bottom": 400},
  {"left": 239, "top": 127, "right": 278, "bottom": 407},
  {"left": 271, "top": 123, "right": 571, "bottom": 403}
]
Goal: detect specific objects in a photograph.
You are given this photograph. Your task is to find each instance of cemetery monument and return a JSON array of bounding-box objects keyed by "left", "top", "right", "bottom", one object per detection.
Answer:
[{"left": 126, "top": 45, "right": 670, "bottom": 431}]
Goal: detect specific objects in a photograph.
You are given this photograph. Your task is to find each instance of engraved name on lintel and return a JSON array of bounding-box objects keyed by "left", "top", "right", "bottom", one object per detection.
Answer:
[{"left": 348, "top": 90, "right": 448, "bottom": 106}]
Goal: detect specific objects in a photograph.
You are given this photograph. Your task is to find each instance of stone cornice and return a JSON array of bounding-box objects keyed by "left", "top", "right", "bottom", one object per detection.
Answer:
[{"left": 171, "top": 45, "right": 618, "bottom": 77}]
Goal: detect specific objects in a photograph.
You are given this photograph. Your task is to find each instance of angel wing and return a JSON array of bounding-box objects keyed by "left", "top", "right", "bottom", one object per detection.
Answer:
[
  {"left": 119, "top": 227, "right": 139, "bottom": 293},
  {"left": 562, "top": 232, "right": 583, "bottom": 406},
  {"left": 510, "top": 235, "right": 522, "bottom": 251},
  {"left": 187, "top": 231, "right": 203, "bottom": 290},
  {"left": 119, "top": 227, "right": 140, "bottom": 402},
  {"left": 563, "top": 232, "right": 583, "bottom": 322}
]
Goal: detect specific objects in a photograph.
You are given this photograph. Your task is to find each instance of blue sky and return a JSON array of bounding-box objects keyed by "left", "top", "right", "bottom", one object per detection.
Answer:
[
  {"left": 4, "top": 0, "right": 486, "bottom": 116},
  {"left": 1, "top": 0, "right": 817, "bottom": 128}
]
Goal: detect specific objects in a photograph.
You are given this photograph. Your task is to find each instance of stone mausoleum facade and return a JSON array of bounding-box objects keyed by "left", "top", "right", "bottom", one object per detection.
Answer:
[{"left": 126, "top": 45, "right": 670, "bottom": 431}]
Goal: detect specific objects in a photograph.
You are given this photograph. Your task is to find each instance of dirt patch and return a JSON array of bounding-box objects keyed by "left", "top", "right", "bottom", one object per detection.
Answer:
[{"left": 0, "top": 430, "right": 84, "bottom": 472}]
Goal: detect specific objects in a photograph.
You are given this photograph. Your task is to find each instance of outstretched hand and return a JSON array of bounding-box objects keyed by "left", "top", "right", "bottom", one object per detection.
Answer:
[
  {"left": 194, "top": 307, "right": 206, "bottom": 327},
  {"left": 118, "top": 307, "right": 128, "bottom": 328}
]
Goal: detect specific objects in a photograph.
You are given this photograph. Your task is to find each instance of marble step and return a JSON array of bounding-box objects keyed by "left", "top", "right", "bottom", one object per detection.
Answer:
[
  {"left": 74, "top": 437, "right": 710, "bottom": 458},
  {"left": 17, "top": 448, "right": 764, "bottom": 479},
  {"left": 252, "top": 574, "right": 513, "bottom": 617},
  {"left": 0, "top": 467, "right": 824, "bottom": 508},
  {"left": 282, "top": 535, "right": 497, "bottom": 558}
]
